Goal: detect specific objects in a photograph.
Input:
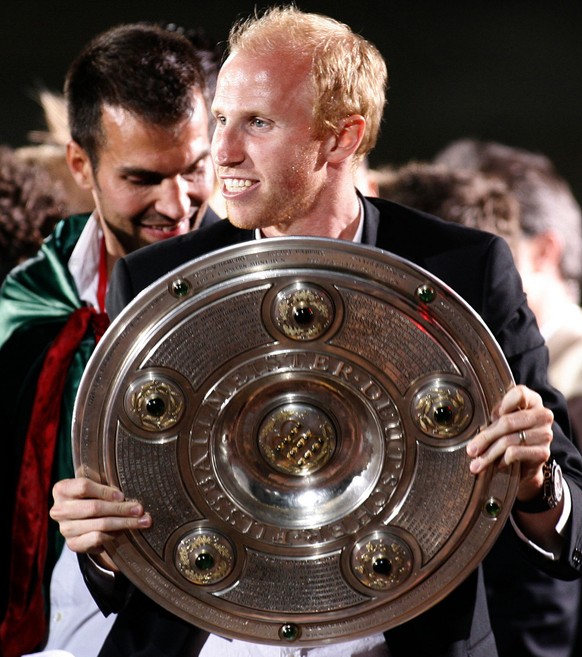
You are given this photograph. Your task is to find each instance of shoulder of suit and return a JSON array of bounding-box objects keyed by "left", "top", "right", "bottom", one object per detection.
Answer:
[
  {"left": 367, "top": 195, "right": 501, "bottom": 246},
  {"left": 122, "top": 217, "right": 244, "bottom": 271},
  {"left": 200, "top": 206, "right": 222, "bottom": 228}
]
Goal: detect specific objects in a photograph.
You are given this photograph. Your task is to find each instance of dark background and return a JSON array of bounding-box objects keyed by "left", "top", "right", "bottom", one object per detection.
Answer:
[{"left": 2, "top": 1, "right": 581, "bottom": 202}]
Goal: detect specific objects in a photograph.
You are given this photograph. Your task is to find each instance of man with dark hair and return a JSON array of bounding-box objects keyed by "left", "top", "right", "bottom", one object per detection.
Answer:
[
  {"left": 0, "top": 22, "right": 220, "bottom": 657},
  {"left": 162, "top": 22, "right": 225, "bottom": 132},
  {"left": 52, "top": 6, "right": 582, "bottom": 657}
]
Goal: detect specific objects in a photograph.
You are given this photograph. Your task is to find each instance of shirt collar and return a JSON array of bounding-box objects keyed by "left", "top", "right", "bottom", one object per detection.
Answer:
[{"left": 68, "top": 211, "right": 102, "bottom": 308}]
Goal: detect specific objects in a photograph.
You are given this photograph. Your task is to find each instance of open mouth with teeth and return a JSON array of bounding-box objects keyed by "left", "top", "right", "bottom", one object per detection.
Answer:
[
  {"left": 140, "top": 216, "right": 192, "bottom": 240},
  {"left": 223, "top": 178, "right": 255, "bottom": 194}
]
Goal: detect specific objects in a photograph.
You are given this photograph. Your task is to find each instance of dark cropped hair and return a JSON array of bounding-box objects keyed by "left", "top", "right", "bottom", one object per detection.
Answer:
[
  {"left": 65, "top": 22, "right": 207, "bottom": 168},
  {"left": 161, "top": 23, "right": 225, "bottom": 135}
]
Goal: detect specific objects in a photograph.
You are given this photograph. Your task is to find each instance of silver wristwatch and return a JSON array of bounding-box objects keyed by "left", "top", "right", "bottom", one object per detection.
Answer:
[{"left": 513, "top": 458, "right": 563, "bottom": 513}]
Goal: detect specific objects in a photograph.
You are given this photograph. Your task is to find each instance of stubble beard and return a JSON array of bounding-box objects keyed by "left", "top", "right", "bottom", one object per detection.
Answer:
[{"left": 225, "top": 165, "right": 323, "bottom": 235}]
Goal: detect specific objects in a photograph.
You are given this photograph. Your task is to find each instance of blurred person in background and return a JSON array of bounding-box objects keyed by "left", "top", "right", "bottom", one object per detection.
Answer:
[
  {"left": 376, "top": 155, "right": 582, "bottom": 657},
  {"left": 0, "top": 144, "right": 67, "bottom": 282},
  {"left": 435, "top": 139, "right": 582, "bottom": 657},
  {"left": 435, "top": 140, "right": 582, "bottom": 449},
  {"left": 373, "top": 160, "right": 520, "bottom": 247},
  {"left": 15, "top": 89, "right": 95, "bottom": 216}
]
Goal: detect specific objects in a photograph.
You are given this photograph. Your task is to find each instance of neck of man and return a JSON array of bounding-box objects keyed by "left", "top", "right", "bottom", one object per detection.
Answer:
[
  {"left": 533, "top": 275, "right": 577, "bottom": 331},
  {"left": 261, "top": 185, "right": 361, "bottom": 241}
]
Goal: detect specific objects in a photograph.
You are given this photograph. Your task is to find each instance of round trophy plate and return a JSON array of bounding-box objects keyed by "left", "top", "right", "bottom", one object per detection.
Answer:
[{"left": 73, "top": 237, "right": 518, "bottom": 646}]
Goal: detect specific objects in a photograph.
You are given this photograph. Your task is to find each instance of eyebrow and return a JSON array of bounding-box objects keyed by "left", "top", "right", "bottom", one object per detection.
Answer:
[{"left": 118, "top": 149, "right": 211, "bottom": 179}]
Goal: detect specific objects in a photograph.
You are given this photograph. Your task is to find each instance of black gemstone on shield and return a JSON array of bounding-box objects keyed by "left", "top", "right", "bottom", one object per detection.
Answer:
[
  {"left": 293, "top": 305, "right": 314, "bottom": 325},
  {"left": 195, "top": 552, "right": 214, "bottom": 571},
  {"left": 434, "top": 404, "right": 454, "bottom": 424},
  {"left": 146, "top": 397, "right": 166, "bottom": 417},
  {"left": 372, "top": 556, "right": 392, "bottom": 577}
]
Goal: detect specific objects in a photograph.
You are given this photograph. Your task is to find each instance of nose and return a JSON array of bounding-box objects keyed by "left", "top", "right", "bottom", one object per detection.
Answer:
[
  {"left": 155, "top": 176, "right": 191, "bottom": 220},
  {"left": 212, "top": 124, "right": 244, "bottom": 167}
]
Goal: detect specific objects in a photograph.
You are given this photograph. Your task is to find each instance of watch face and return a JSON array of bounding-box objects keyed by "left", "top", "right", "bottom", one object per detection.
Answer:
[
  {"left": 545, "top": 459, "right": 563, "bottom": 508},
  {"left": 514, "top": 458, "right": 564, "bottom": 514},
  {"left": 553, "top": 461, "right": 564, "bottom": 505}
]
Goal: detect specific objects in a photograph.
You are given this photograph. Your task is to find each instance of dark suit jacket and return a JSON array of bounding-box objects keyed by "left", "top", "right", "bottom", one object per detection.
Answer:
[{"left": 94, "top": 197, "right": 582, "bottom": 657}]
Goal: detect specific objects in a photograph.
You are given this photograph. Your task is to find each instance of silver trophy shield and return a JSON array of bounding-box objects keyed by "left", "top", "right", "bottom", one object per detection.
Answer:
[{"left": 73, "top": 236, "right": 518, "bottom": 646}]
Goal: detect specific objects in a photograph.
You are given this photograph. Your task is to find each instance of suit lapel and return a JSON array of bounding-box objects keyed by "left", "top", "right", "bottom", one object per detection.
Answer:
[{"left": 361, "top": 195, "right": 381, "bottom": 247}]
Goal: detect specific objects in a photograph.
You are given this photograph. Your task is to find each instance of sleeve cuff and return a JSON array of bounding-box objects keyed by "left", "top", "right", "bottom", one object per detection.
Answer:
[{"left": 510, "top": 479, "right": 571, "bottom": 560}]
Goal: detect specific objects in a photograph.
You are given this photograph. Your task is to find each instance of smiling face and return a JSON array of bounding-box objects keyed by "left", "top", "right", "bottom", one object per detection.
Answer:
[
  {"left": 211, "top": 51, "right": 332, "bottom": 236},
  {"left": 68, "top": 89, "right": 214, "bottom": 260}
]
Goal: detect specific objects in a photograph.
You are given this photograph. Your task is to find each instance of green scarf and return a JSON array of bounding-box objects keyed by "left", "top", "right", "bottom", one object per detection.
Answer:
[
  {"left": 0, "top": 213, "right": 95, "bottom": 483},
  {"left": 0, "top": 213, "right": 100, "bottom": 644}
]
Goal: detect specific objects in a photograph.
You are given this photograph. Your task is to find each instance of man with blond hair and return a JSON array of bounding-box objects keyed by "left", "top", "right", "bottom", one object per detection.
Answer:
[{"left": 52, "top": 7, "right": 582, "bottom": 657}]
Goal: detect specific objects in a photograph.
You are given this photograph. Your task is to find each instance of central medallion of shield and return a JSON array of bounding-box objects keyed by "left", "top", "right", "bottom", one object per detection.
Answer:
[{"left": 258, "top": 402, "right": 337, "bottom": 476}]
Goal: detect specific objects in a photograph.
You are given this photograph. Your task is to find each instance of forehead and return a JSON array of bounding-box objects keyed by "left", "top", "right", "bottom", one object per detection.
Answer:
[
  {"left": 213, "top": 51, "right": 314, "bottom": 118},
  {"left": 99, "top": 95, "right": 209, "bottom": 163}
]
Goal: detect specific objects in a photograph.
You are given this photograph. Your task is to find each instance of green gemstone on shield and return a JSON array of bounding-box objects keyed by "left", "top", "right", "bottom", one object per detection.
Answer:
[
  {"left": 293, "top": 305, "right": 314, "bottom": 325},
  {"left": 434, "top": 405, "right": 454, "bottom": 424},
  {"left": 372, "top": 556, "right": 392, "bottom": 577},
  {"left": 485, "top": 498, "right": 502, "bottom": 518},
  {"left": 416, "top": 284, "right": 436, "bottom": 303},
  {"left": 171, "top": 279, "right": 190, "bottom": 297},
  {"left": 279, "top": 623, "right": 300, "bottom": 641}
]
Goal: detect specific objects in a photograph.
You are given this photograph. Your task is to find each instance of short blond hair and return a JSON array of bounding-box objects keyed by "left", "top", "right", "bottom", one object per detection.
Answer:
[{"left": 228, "top": 5, "right": 387, "bottom": 157}]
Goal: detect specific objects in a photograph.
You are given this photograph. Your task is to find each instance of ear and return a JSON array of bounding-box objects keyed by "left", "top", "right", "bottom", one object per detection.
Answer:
[
  {"left": 325, "top": 115, "right": 366, "bottom": 164},
  {"left": 66, "top": 140, "right": 95, "bottom": 190},
  {"left": 530, "top": 231, "right": 562, "bottom": 271}
]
